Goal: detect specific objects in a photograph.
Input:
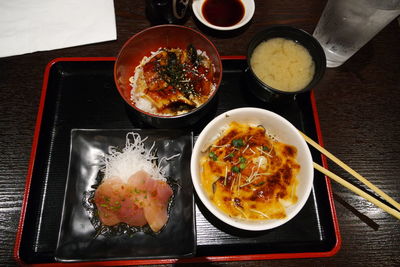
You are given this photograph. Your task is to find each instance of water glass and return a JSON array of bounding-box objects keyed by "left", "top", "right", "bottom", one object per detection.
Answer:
[{"left": 313, "top": 0, "right": 400, "bottom": 67}]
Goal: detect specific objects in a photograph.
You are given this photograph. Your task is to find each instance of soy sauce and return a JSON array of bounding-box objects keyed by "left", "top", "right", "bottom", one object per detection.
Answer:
[{"left": 202, "top": 0, "right": 245, "bottom": 27}]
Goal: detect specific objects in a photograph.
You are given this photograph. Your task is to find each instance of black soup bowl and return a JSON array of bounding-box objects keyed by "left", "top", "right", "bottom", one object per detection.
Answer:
[{"left": 246, "top": 25, "right": 326, "bottom": 103}]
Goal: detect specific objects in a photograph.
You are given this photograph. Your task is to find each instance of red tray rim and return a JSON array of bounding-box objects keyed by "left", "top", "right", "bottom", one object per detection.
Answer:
[{"left": 14, "top": 56, "right": 341, "bottom": 266}]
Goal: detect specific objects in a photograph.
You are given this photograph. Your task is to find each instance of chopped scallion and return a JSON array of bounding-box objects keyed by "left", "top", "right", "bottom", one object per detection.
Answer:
[
  {"left": 232, "top": 139, "right": 244, "bottom": 148},
  {"left": 232, "top": 166, "right": 240, "bottom": 173},
  {"left": 209, "top": 151, "right": 218, "bottom": 161}
]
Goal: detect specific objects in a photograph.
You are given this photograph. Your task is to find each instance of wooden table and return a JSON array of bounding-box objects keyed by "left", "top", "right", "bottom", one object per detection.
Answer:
[{"left": 1, "top": 1, "right": 399, "bottom": 265}]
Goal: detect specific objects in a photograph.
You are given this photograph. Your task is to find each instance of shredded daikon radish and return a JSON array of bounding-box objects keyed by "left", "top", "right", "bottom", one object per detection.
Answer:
[{"left": 101, "top": 132, "right": 166, "bottom": 182}]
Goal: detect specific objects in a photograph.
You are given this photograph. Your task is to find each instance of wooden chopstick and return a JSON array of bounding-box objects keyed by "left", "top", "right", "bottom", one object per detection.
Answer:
[
  {"left": 299, "top": 131, "right": 400, "bottom": 212},
  {"left": 313, "top": 162, "right": 400, "bottom": 220}
]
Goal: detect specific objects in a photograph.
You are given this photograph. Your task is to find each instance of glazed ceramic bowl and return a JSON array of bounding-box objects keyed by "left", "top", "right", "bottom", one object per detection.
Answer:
[
  {"left": 246, "top": 25, "right": 326, "bottom": 102},
  {"left": 190, "top": 107, "right": 314, "bottom": 231},
  {"left": 114, "top": 25, "right": 222, "bottom": 128},
  {"left": 192, "top": 0, "right": 255, "bottom": 31}
]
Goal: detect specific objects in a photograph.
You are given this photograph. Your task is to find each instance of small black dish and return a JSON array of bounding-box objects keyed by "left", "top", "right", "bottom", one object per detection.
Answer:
[
  {"left": 55, "top": 129, "right": 195, "bottom": 262},
  {"left": 246, "top": 25, "right": 326, "bottom": 103}
]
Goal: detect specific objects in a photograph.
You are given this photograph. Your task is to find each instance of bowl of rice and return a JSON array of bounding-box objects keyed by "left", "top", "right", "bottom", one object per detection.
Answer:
[{"left": 114, "top": 25, "right": 223, "bottom": 128}]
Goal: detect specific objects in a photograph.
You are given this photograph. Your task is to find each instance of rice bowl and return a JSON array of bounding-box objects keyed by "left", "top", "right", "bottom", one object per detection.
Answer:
[{"left": 114, "top": 25, "right": 222, "bottom": 128}]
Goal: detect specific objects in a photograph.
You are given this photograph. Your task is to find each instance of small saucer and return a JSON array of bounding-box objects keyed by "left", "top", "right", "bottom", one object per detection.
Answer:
[{"left": 192, "top": 0, "right": 255, "bottom": 31}]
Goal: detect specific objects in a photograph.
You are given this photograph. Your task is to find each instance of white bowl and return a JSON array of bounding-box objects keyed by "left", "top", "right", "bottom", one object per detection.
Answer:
[
  {"left": 192, "top": 0, "right": 255, "bottom": 31},
  {"left": 190, "top": 107, "right": 314, "bottom": 231}
]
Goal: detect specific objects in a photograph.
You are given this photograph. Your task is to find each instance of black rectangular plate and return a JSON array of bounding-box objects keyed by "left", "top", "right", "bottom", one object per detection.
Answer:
[
  {"left": 17, "top": 58, "right": 339, "bottom": 264},
  {"left": 55, "top": 129, "right": 195, "bottom": 262}
]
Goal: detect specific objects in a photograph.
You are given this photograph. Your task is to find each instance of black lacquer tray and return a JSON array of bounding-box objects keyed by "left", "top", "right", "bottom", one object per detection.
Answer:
[{"left": 14, "top": 57, "right": 340, "bottom": 265}]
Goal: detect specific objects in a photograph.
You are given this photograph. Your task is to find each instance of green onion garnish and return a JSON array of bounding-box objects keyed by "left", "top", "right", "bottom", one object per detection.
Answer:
[
  {"left": 232, "top": 139, "right": 244, "bottom": 148},
  {"left": 209, "top": 151, "right": 218, "bottom": 161},
  {"left": 232, "top": 166, "right": 240, "bottom": 173}
]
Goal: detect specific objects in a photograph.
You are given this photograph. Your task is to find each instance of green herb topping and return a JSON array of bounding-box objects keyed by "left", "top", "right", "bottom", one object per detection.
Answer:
[
  {"left": 232, "top": 166, "right": 240, "bottom": 173},
  {"left": 232, "top": 139, "right": 244, "bottom": 148},
  {"left": 209, "top": 151, "right": 218, "bottom": 161}
]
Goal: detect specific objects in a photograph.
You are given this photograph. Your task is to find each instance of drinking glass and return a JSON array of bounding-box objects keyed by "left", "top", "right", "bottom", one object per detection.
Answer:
[{"left": 313, "top": 0, "right": 400, "bottom": 67}]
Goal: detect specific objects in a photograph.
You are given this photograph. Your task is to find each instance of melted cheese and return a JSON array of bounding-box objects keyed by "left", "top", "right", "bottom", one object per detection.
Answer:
[{"left": 200, "top": 122, "right": 300, "bottom": 220}]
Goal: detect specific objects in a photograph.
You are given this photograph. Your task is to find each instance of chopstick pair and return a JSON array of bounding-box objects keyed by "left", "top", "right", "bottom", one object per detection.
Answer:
[{"left": 299, "top": 131, "right": 400, "bottom": 220}]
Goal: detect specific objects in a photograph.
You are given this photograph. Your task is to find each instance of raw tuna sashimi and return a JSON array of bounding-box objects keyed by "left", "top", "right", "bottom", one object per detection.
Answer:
[
  {"left": 128, "top": 170, "right": 173, "bottom": 232},
  {"left": 94, "top": 171, "right": 173, "bottom": 232}
]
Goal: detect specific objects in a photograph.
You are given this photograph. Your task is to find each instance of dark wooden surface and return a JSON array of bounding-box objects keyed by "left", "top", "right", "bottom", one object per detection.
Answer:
[{"left": 1, "top": 0, "right": 399, "bottom": 266}]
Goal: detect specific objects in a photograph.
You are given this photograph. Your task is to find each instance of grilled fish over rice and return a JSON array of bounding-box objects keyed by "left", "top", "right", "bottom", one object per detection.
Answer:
[{"left": 130, "top": 45, "right": 216, "bottom": 115}]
